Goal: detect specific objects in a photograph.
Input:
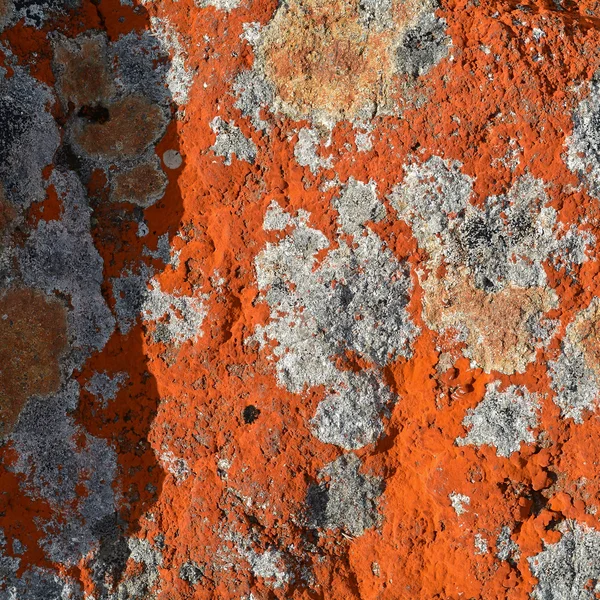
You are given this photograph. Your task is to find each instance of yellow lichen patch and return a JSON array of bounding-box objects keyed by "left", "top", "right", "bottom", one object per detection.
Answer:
[
  {"left": 0, "top": 288, "right": 68, "bottom": 436},
  {"left": 259, "top": 0, "right": 435, "bottom": 123},
  {"left": 72, "top": 94, "right": 166, "bottom": 161},
  {"left": 422, "top": 269, "right": 557, "bottom": 374},
  {"left": 53, "top": 32, "right": 114, "bottom": 108},
  {"left": 110, "top": 160, "right": 167, "bottom": 207},
  {"left": 566, "top": 299, "right": 600, "bottom": 380}
]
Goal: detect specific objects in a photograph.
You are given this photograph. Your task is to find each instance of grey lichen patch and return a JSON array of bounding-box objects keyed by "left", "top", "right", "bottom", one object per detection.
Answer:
[
  {"left": 474, "top": 534, "right": 488, "bottom": 555},
  {"left": 311, "top": 371, "right": 393, "bottom": 450},
  {"left": 148, "top": 17, "right": 194, "bottom": 106},
  {"left": 566, "top": 75, "right": 600, "bottom": 200},
  {"left": 11, "top": 381, "right": 118, "bottom": 567},
  {"left": 18, "top": 170, "right": 115, "bottom": 368},
  {"left": 263, "top": 200, "right": 294, "bottom": 231},
  {"left": 210, "top": 117, "right": 257, "bottom": 165},
  {"left": 496, "top": 526, "right": 520, "bottom": 563},
  {"left": 332, "top": 177, "right": 386, "bottom": 235},
  {"left": 233, "top": 69, "right": 275, "bottom": 132},
  {"left": 529, "top": 522, "right": 600, "bottom": 600},
  {"left": 254, "top": 210, "right": 416, "bottom": 389},
  {"left": 456, "top": 382, "right": 540, "bottom": 457},
  {"left": 0, "top": 530, "right": 81, "bottom": 600},
  {"left": 239, "top": 545, "right": 289, "bottom": 589},
  {"left": 294, "top": 128, "right": 334, "bottom": 174},
  {"left": 179, "top": 561, "right": 204, "bottom": 586},
  {"left": 112, "top": 269, "right": 207, "bottom": 343},
  {"left": 85, "top": 371, "right": 128, "bottom": 408},
  {"left": 395, "top": 9, "right": 450, "bottom": 77},
  {"left": 0, "top": 65, "right": 60, "bottom": 209},
  {"left": 391, "top": 157, "right": 591, "bottom": 374},
  {"left": 2, "top": 0, "right": 80, "bottom": 29},
  {"left": 306, "top": 454, "right": 383, "bottom": 537},
  {"left": 110, "top": 538, "right": 163, "bottom": 599},
  {"left": 253, "top": 202, "right": 416, "bottom": 448},
  {"left": 550, "top": 299, "right": 600, "bottom": 422}
]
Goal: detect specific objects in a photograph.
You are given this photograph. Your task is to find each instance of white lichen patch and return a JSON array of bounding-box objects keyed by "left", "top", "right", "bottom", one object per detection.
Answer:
[
  {"left": 293, "top": 128, "right": 334, "bottom": 174},
  {"left": 332, "top": 177, "right": 385, "bottom": 235},
  {"left": 529, "top": 522, "right": 600, "bottom": 600},
  {"left": 456, "top": 382, "right": 540, "bottom": 457},
  {"left": 391, "top": 157, "right": 592, "bottom": 374},
  {"left": 112, "top": 268, "right": 207, "bottom": 343},
  {"left": 496, "top": 525, "right": 520, "bottom": 563},
  {"left": 149, "top": 16, "right": 194, "bottom": 106},
  {"left": 195, "top": 0, "right": 240, "bottom": 11},
  {"left": 142, "top": 279, "right": 207, "bottom": 344},
  {"left": 449, "top": 492, "right": 470, "bottom": 515},
  {"left": 253, "top": 187, "right": 416, "bottom": 449}
]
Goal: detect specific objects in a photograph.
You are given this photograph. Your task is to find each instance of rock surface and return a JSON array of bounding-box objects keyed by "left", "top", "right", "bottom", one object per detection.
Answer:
[{"left": 2, "top": 0, "right": 600, "bottom": 598}]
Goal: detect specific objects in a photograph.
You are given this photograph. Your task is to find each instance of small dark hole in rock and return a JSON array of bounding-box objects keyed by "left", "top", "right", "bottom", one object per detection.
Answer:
[
  {"left": 243, "top": 405, "right": 260, "bottom": 424},
  {"left": 78, "top": 104, "right": 110, "bottom": 124}
]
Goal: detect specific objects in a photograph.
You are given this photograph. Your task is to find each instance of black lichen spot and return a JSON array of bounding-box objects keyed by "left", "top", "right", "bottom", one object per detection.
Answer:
[{"left": 243, "top": 404, "right": 260, "bottom": 424}]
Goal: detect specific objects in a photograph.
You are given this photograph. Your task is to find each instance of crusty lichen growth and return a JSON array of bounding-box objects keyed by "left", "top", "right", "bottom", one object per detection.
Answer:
[
  {"left": 392, "top": 157, "right": 591, "bottom": 374},
  {"left": 237, "top": 0, "right": 450, "bottom": 126},
  {"left": 550, "top": 298, "right": 600, "bottom": 422},
  {"left": 529, "top": 522, "right": 600, "bottom": 600},
  {"left": 254, "top": 184, "right": 416, "bottom": 449},
  {"left": 456, "top": 381, "right": 541, "bottom": 457}
]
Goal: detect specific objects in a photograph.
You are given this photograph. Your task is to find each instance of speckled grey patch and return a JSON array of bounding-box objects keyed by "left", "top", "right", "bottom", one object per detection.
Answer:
[
  {"left": 332, "top": 178, "right": 385, "bottom": 235},
  {"left": 18, "top": 170, "right": 116, "bottom": 369},
  {"left": 11, "top": 381, "right": 118, "bottom": 567},
  {"left": 306, "top": 454, "right": 383, "bottom": 537},
  {"left": 210, "top": 117, "right": 257, "bottom": 165},
  {"left": 396, "top": 8, "right": 450, "bottom": 77},
  {"left": 392, "top": 160, "right": 592, "bottom": 293},
  {"left": 0, "top": 65, "right": 60, "bottom": 209},
  {"left": 549, "top": 302, "right": 600, "bottom": 423},
  {"left": 294, "top": 128, "right": 333, "bottom": 174},
  {"left": 566, "top": 75, "right": 600, "bottom": 200},
  {"left": 254, "top": 197, "right": 415, "bottom": 448}
]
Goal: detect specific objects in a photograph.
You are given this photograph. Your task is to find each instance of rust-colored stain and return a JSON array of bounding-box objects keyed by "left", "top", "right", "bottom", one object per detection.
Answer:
[
  {"left": 3, "top": 0, "right": 600, "bottom": 598},
  {"left": 0, "top": 288, "right": 68, "bottom": 436}
]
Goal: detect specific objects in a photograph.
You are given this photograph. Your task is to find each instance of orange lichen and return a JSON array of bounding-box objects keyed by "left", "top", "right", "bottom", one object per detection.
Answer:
[
  {"left": 422, "top": 270, "right": 557, "bottom": 374},
  {"left": 5, "top": 0, "right": 600, "bottom": 598},
  {"left": 72, "top": 94, "right": 166, "bottom": 161}
]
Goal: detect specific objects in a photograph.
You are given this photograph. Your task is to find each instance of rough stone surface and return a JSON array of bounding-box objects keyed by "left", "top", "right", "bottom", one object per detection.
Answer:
[{"left": 4, "top": 0, "right": 600, "bottom": 598}]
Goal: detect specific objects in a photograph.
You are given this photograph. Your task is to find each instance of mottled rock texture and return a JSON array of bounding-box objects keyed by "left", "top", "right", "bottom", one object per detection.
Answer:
[{"left": 3, "top": 0, "right": 600, "bottom": 599}]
